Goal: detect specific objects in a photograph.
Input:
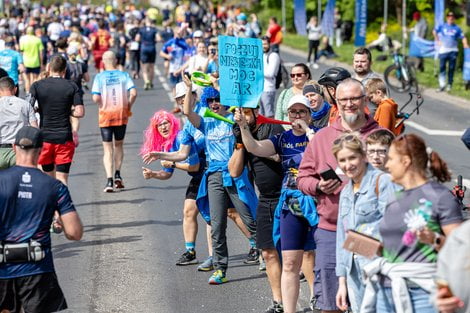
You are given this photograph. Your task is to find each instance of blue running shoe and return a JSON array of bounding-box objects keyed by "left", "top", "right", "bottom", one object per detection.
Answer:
[
  {"left": 208, "top": 269, "right": 228, "bottom": 285},
  {"left": 197, "top": 256, "right": 214, "bottom": 272}
]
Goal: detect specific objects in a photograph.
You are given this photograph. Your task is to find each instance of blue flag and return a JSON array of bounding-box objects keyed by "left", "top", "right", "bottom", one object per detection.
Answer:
[
  {"left": 218, "top": 36, "right": 264, "bottom": 108},
  {"left": 409, "top": 33, "right": 436, "bottom": 58},
  {"left": 354, "top": 0, "right": 367, "bottom": 46},
  {"left": 464, "top": 48, "right": 470, "bottom": 81},
  {"left": 294, "top": 0, "right": 307, "bottom": 36},
  {"left": 321, "top": 0, "right": 336, "bottom": 38},
  {"left": 434, "top": 0, "right": 444, "bottom": 29}
]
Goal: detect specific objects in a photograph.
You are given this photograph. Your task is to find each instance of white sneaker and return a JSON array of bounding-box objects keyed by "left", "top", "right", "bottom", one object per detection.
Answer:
[{"left": 313, "top": 63, "right": 319, "bottom": 69}]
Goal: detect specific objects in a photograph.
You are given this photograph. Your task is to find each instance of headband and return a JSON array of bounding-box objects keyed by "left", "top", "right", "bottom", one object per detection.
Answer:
[{"left": 303, "top": 84, "right": 323, "bottom": 96}]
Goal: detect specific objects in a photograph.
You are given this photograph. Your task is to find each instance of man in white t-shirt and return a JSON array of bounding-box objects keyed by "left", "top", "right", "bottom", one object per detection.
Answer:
[{"left": 260, "top": 36, "right": 280, "bottom": 118}]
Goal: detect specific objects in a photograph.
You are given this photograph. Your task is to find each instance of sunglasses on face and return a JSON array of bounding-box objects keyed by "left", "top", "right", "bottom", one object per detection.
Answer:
[
  {"left": 207, "top": 97, "right": 220, "bottom": 104},
  {"left": 288, "top": 109, "right": 309, "bottom": 117},
  {"left": 290, "top": 73, "right": 306, "bottom": 78}
]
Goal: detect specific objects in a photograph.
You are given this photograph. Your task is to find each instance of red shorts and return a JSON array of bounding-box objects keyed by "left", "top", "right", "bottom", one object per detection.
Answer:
[
  {"left": 38, "top": 141, "right": 75, "bottom": 165},
  {"left": 93, "top": 51, "right": 105, "bottom": 70}
]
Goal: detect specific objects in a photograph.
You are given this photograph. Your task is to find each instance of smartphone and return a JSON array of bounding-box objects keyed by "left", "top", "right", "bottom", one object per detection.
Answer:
[
  {"left": 435, "top": 278, "right": 454, "bottom": 297},
  {"left": 210, "top": 48, "right": 216, "bottom": 55},
  {"left": 320, "top": 167, "right": 342, "bottom": 182}
]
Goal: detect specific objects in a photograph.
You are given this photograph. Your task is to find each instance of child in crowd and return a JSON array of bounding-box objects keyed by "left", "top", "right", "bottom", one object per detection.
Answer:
[
  {"left": 365, "top": 78, "right": 400, "bottom": 135},
  {"left": 365, "top": 129, "right": 395, "bottom": 171}
]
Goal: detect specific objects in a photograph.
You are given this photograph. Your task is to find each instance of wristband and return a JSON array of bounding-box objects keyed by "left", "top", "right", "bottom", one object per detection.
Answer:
[
  {"left": 433, "top": 232, "right": 443, "bottom": 249},
  {"left": 235, "top": 143, "right": 244, "bottom": 150}
]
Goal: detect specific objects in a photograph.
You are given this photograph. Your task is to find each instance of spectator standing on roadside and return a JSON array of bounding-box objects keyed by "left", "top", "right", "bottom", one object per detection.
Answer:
[
  {"left": 91, "top": 51, "right": 137, "bottom": 192},
  {"left": 352, "top": 47, "right": 381, "bottom": 87},
  {"left": 433, "top": 11, "right": 469, "bottom": 92},
  {"left": 365, "top": 129, "right": 395, "bottom": 171},
  {"left": 261, "top": 36, "right": 280, "bottom": 118},
  {"left": 0, "top": 126, "right": 83, "bottom": 313},
  {"left": 366, "top": 78, "right": 400, "bottom": 135},
  {"left": 266, "top": 17, "right": 282, "bottom": 53},
  {"left": 297, "top": 78, "right": 380, "bottom": 313},
  {"left": 0, "top": 77, "right": 37, "bottom": 170},
  {"left": 302, "top": 81, "right": 330, "bottom": 131},
  {"left": 306, "top": 16, "right": 321, "bottom": 69},
  {"left": 410, "top": 12, "right": 428, "bottom": 72},
  {"left": 317, "top": 66, "right": 351, "bottom": 124}
]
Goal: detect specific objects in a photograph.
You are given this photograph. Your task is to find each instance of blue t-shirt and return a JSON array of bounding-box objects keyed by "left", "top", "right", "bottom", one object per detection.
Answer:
[
  {"left": 435, "top": 23, "right": 464, "bottom": 52},
  {"left": 0, "top": 166, "right": 76, "bottom": 278},
  {"left": 269, "top": 129, "right": 310, "bottom": 189},
  {"left": 162, "top": 131, "right": 203, "bottom": 177},
  {"left": 139, "top": 26, "right": 158, "bottom": 49},
  {"left": 207, "top": 61, "right": 218, "bottom": 74},
  {"left": 197, "top": 113, "right": 235, "bottom": 164},
  {"left": 0, "top": 49, "right": 23, "bottom": 84},
  {"left": 161, "top": 38, "right": 189, "bottom": 73}
]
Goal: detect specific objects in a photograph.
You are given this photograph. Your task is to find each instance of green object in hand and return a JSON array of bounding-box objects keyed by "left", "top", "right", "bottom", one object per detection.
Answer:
[{"left": 191, "top": 71, "right": 212, "bottom": 87}]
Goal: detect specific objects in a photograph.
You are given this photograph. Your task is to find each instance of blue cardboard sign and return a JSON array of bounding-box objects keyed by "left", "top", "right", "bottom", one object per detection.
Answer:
[
  {"left": 409, "top": 34, "right": 436, "bottom": 58},
  {"left": 218, "top": 35, "right": 264, "bottom": 108}
]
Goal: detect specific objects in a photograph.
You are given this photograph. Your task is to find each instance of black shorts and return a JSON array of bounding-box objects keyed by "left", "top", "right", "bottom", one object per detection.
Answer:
[
  {"left": 140, "top": 48, "right": 156, "bottom": 64},
  {"left": 25, "top": 67, "right": 41, "bottom": 74},
  {"left": 256, "top": 198, "right": 278, "bottom": 250},
  {"left": 100, "top": 125, "right": 127, "bottom": 142},
  {"left": 0, "top": 272, "right": 67, "bottom": 313},
  {"left": 185, "top": 176, "right": 202, "bottom": 200}
]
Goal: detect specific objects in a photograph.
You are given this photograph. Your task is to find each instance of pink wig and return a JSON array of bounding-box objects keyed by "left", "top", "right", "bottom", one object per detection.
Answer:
[{"left": 140, "top": 110, "right": 180, "bottom": 156}]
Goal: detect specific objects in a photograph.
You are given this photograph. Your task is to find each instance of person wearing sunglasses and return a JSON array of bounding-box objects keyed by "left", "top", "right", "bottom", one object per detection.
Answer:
[
  {"left": 275, "top": 63, "right": 311, "bottom": 125},
  {"left": 297, "top": 78, "right": 380, "bottom": 313},
  {"left": 182, "top": 76, "right": 258, "bottom": 285},
  {"left": 332, "top": 133, "right": 396, "bottom": 313},
  {"left": 359, "top": 133, "right": 463, "bottom": 312},
  {"left": 235, "top": 95, "right": 317, "bottom": 313}
]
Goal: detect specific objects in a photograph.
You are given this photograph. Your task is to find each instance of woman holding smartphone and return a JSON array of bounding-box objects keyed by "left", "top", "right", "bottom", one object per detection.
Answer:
[
  {"left": 361, "top": 133, "right": 463, "bottom": 313},
  {"left": 332, "top": 133, "right": 396, "bottom": 312}
]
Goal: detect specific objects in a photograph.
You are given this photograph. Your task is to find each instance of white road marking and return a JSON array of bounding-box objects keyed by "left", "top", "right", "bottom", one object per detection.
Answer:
[
  {"left": 154, "top": 66, "right": 173, "bottom": 100},
  {"left": 404, "top": 120, "right": 464, "bottom": 136}
]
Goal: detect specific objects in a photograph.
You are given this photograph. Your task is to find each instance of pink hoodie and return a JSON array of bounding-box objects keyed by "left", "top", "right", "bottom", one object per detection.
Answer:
[{"left": 297, "top": 115, "right": 380, "bottom": 231}]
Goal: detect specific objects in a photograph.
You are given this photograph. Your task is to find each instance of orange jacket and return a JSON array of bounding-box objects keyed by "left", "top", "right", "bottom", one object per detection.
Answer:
[{"left": 374, "top": 98, "right": 400, "bottom": 135}]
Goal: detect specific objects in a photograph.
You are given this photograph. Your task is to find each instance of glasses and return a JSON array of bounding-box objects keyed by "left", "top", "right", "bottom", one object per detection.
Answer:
[
  {"left": 336, "top": 95, "right": 365, "bottom": 105},
  {"left": 157, "top": 121, "right": 170, "bottom": 128},
  {"left": 290, "top": 73, "right": 306, "bottom": 78},
  {"left": 288, "top": 109, "right": 309, "bottom": 117},
  {"left": 207, "top": 97, "right": 220, "bottom": 104},
  {"left": 333, "top": 134, "right": 364, "bottom": 147},
  {"left": 367, "top": 149, "right": 388, "bottom": 156}
]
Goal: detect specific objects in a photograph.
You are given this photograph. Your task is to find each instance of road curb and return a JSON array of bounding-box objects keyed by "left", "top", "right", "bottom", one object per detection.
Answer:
[{"left": 281, "top": 45, "right": 470, "bottom": 109}]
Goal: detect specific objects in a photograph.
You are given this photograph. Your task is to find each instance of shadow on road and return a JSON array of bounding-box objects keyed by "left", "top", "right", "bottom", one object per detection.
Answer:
[
  {"left": 52, "top": 235, "right": 143, "bottom": 252},
  {"left": 84, "top": 219, "right": 182, "bottom": 232},
  {"left": 75, "top": 198, "right": 154, "bottom": 207}
]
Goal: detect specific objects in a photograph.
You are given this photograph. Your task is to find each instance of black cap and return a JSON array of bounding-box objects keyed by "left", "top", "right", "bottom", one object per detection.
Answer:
[{"left": 15, "top": 126, "right": 43, "bottom": 149}]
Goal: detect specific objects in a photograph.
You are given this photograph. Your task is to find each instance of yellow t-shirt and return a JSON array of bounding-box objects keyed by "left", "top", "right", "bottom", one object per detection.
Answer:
[{"left": 19, "top": 35, "right": 43, "bottom": 68}]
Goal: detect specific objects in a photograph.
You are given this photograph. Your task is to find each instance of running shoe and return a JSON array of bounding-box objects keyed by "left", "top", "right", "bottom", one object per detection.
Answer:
[
  {"left": 175, "top": 250, "right": 198, "bottom": 266},
  {"left": 243, "top": 247, "right": 260, "bottom": 264},
  {"left": 197, "top": 256, "right": 214, "bottom": 272},
  {"left": 299, "top": 271, "right": 306, "bottom": 282},
  {"left": 208, "top": 269, "right": 228, "bottom": 285},
  {"left": 265, "top": 300, "right": 284, "bottom": 313},
  {"left": 259, "top": 254, "right": 266, "bottom": 271},
  {"left": 114, "top": 173, "right": 125, "bottom": 189},
  {"left": 310, "top": 295, "right": 320, "bottom": 311},
  {"left": 103, "top": 179, "right": 114, "bottom": 193}
]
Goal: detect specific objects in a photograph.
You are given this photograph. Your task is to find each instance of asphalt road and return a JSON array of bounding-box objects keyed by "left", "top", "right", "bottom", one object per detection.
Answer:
[{"left": 52, "top": 43, "right": 469, "bottom": 313}]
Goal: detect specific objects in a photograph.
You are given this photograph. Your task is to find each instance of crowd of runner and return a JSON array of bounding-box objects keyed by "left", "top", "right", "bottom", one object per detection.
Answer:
[{"left": 0, "top": 2, "right": 469, "bottom": 313}]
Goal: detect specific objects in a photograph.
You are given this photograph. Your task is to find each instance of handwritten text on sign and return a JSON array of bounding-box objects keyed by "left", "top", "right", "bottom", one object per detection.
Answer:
[{"left": 218, "top": 36, "right": 264, "bottom": 108}]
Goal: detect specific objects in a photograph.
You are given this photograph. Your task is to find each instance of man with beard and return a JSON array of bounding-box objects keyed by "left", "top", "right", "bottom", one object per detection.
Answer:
[
  {"left": 297, "top": 78, "right": 380, "bottom": 313},
  {"left": 260, "top": 36, "right": 280, "bottom": 119},
  {"left": 352, "top": 47, "right": 380, "bottom": 87}
]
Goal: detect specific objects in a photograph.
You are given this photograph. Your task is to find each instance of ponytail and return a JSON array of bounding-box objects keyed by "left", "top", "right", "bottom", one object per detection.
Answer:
[{"left": 428, "top": 150, "right": 451, "bottom": 183}]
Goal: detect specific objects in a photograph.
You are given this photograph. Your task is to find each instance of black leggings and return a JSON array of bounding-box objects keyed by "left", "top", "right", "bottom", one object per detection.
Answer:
[
  {"left": 307, "top": 40, "right": 320, "bottom": 63},
  {"left": 130, "top": 50, "right": 140, "bottom": 73}
]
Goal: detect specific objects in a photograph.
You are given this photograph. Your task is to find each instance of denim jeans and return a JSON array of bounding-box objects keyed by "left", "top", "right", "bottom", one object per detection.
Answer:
[
  {"left": 376, "top": 285, "right": 437, "bottom": 313},
  {"left": 346, "top": 257, "right": 365, "bottom": 313},
  {"left": 438, "top": 51, "right": 458, "bottom": 87}
]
